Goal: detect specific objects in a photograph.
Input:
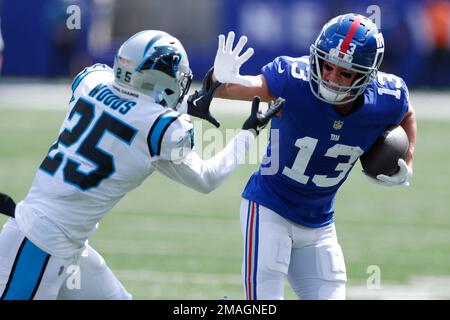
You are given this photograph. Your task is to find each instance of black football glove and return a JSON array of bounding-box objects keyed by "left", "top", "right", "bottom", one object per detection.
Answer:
[
  {"left": 242, "top": 96, "right": 285, "bottom": 135},
  {"left": 202, "top": 66, "right": 221, "bottom": 92},
  {"left": 187, "top": 67, "right": 222, "bottom": 128},
  {"left": 0, "top": 192, "right": 16, "bottom": 218}
]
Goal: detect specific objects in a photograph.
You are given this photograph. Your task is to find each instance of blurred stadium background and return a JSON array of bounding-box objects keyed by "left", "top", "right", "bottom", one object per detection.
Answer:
[{"left": 0, "top": 0, "right": 449, "bottom": 299}]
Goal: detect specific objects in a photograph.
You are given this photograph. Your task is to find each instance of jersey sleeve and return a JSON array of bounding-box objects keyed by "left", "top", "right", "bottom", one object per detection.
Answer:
[
  {"left": 261, "top": 56, "right": 291, "bottom": 98},
  {"left": 376, "top": 72, "right": 410, "bottom": 125},
  {"left": 394, "top": 77, "right": 410, "bottom": 124},
  {"left": 147, "top": 111, "right": 194, "bottom": 161},
  {"left": 153, "top": 130, "right": 255, "bottom": 193}
]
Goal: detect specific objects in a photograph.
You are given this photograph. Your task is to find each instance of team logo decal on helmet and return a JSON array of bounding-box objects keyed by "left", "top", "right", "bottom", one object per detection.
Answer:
[{"left": 136, "top": 46, "right": 182, "bottom": 77}]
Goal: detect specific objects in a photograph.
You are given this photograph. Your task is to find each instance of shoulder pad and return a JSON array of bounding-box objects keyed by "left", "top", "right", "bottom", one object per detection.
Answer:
[
  {"left": 148, "top": 111, "right": 194, "bottom": 161},
  {"left": 71, "top": 64, "right": 113, "bottom": 94},
  {"left": 375, "top": 72, "right": 406, "bottom": 99},
  {"left": 262, "top": 55, "right": 309, "bottom": 98},
  {"left": 285, "top": 56, "right": 310, "bottom": 82}
]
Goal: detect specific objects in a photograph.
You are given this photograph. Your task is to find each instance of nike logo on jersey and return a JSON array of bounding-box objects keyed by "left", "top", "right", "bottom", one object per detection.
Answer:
[
  {"left": 278, "top": 64, "right": 285, "bottom": 74},
  {"left": 193, "top": 96, "right": 204, "bottom": 107}
]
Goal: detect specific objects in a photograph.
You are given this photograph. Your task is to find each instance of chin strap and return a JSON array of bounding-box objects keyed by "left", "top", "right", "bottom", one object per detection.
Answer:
[{"left": 318, "top": 83, "right": 348, "bottom": 103}]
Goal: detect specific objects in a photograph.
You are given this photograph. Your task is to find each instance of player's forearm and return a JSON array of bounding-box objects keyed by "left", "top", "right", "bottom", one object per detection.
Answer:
[
  {"left": 214, "top": 83, "right": 253, "bottom": 100},
  {"left": 155, "top": 130, "right": 255, "bottom": 193},
  {"left": 400, "top": 104, "right": 417, "bottom": 168},
  {"left": 213, "top": 75, "right": 274, "bottom": 102},
  {"left": 194, "top": 130, "right": 255, "bottom": 192}
]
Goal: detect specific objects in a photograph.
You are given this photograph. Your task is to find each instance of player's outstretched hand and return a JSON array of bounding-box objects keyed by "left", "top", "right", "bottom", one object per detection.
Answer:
[
  {"left": 187, "top": 68, "right": 221, "bottom": 128},
  {"left": 242, "top": 97, "right": 285, "bottom": 136},
  {"left": 214, "top": 31, "right": 254, "bottom": 86}
]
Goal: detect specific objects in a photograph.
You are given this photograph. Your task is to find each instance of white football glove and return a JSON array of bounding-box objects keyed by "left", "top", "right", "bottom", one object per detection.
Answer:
[
  {"left": 213, "top": 31, "right": 254, "bottom": 86},
  {"left": 364, "top": 159, "right": 413, "bottom": 187}
]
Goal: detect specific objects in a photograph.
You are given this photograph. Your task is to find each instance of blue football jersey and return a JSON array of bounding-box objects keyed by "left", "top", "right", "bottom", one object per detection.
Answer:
[{"left": 242, "top": 56, "right": 410, "bottom": 228}]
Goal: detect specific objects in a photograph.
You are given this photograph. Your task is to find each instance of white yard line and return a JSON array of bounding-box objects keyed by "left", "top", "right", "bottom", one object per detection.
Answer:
[{"left": 0, "top": 82, "right": 449, "bottom": 119}]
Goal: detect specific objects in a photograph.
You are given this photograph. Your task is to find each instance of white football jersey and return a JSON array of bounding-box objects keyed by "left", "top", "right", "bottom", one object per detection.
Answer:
[{"left": 15, "top": 64, "right": 195, "bottom": 257}]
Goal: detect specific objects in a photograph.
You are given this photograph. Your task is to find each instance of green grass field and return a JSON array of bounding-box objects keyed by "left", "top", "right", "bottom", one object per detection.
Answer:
[{"left": 0, "top": 107, "right": 449, "bottom": 299}]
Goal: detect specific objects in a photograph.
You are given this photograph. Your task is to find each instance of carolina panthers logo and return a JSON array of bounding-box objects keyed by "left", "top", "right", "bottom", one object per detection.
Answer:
[{"left": 137, "top": 45, "right": 182, "bottom": 78}]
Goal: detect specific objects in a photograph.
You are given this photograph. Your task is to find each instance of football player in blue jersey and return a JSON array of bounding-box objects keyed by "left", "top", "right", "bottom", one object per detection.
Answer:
[{"left": 205, "top": 14, "right": 417, "bottom": 299}]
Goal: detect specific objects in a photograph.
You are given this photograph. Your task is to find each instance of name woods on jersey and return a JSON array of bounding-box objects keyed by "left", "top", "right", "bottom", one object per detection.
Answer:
[{"left": 0, "top": 30, "right": 276, "bottom": 300}]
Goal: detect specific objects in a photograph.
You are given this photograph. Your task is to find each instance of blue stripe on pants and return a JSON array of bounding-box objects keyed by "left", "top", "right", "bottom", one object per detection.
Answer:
[{"left": 1, "top": 239, "right": 50, "bottom": 300}]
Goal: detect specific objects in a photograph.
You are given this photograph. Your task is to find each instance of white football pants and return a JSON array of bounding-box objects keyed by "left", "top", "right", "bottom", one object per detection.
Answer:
[
  {"left": 0, "top": 218, "right": 131, "bottom": 300},
  {"left": 240, "top": 199, "right": 347, "bottom": 300}
]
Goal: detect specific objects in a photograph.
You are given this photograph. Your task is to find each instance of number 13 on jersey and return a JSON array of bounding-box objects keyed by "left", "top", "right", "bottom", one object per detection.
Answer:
[{"left": 282, "top": 137, "right": 363, "bottom": 188}]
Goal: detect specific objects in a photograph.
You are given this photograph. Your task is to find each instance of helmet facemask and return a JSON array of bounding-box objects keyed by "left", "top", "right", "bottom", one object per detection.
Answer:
[
  {"left": 136, "top": 49, "right": 193, "bottom": 108},
  {"left": 309, "top": 44, "right": 380, "bottom": 105}
]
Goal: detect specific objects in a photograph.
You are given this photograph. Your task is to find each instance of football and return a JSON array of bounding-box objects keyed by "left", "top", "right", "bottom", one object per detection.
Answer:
[{"left": 360, "top": 125, "right": 409, "bottom": 178}]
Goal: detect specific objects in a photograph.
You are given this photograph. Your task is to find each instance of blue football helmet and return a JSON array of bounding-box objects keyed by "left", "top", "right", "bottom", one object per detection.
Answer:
[{"left": 309, "top": 14, "right": 385, "bottom": 104}]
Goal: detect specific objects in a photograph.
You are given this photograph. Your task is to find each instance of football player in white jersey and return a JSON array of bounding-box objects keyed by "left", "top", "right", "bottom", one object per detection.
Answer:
[{"left": 0, "top": 30, "right": 283, "bottom": 300}]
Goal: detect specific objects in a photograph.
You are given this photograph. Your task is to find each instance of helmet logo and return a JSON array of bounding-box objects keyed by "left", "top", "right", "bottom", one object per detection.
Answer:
[
  {"left": 374, "top": 33, "right": 384, "bottom": 49},
  {"left": 329, "top": 47, "right": 353, "bottom": 68},
  {"left": 329, "top": 39, "right": 355, "bottom": 67},
  {"left": 136, "top": 45, "right": 182, "bottom": 77}
]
